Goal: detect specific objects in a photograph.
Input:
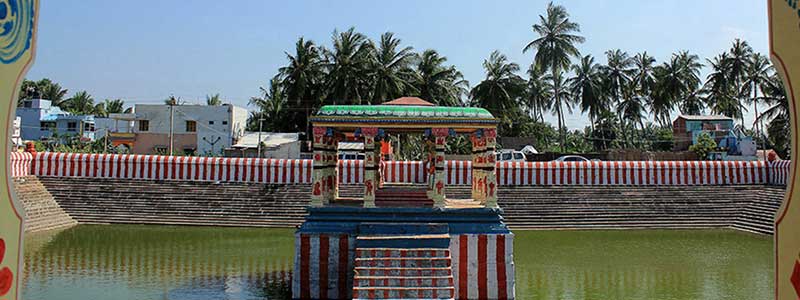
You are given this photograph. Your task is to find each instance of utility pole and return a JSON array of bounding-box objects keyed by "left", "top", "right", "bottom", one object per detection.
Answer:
[
  {"left": 104, "top": 129, "right": 108, "bottom": 154},
  {"left": 257, "top": 117, "right": 264, "bottom": 158},
  {"left": 168, "top": 104, "right": 174, "bottom": 155}
]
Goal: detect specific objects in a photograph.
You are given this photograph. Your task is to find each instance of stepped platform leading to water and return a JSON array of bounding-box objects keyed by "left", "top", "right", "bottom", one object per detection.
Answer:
[
  {"left": 13, "top": 176, "right": 77, "bottom": 232},
  {"left": 31, "top": 176, "right": 785, "bottom": 235}
]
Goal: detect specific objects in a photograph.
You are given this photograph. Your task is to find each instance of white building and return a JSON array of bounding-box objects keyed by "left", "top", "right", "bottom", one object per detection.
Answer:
[{"left": 109, "top": 104, "right": 248, "bottom": 155}]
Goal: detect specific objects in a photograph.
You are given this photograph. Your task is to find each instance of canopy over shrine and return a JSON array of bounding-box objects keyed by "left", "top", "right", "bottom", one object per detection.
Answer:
[{"left": 309, "top": 97, "right": 499, "bottom": 208}]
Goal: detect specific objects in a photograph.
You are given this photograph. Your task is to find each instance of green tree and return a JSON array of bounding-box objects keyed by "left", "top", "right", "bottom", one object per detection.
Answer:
[
  {"left": 414, "top": 49, "right": 469, "bottom": 106},
  {"left": 278, "top": 37, "right": 326, "bottom": 135},
  {"left": 249, "top": 77, "right": 288, "bottom": 132},
  {"left": 568, "top": 55, "right": 605, "bottom": 131},
  {"left": 324, "top": 27, "right": 374, "bottom": 105},
  {"left": 206, "top": 93, "right": 223, "bottom": 106},
  {"left": 602, "top": 49, "right": 634, "bottom": 104},
  {"left": 689, "top": 132, "right": 717, "bottom": 160},
  {"left": 524, "top": 64, "right": 552, "bottom": 122},
  {"left": 524, "top": 1, "right": 585, "bottom": 151},
  {"left": 18, "top": 78, "right": 69, "bottom": 108},
  {"left": 470, "top": 51, "right": 526, "bottom": 121},
  {"left": 370, "top": 32, "right": 417, "bottom": 102},
  {"left": 704, "top": 52, "right": 744, "bottom": 120},
  {"left": 652, "top": 51, "right": 703, "bottom": 126},
  {"left": 756, "top": 74, "right": 790, "bottom": 158},
  {"left": 741, "top": 53, "right": 773, "bottom": 133},
  {"left": 104, "top": 99, "right": 126, "bottom": 114},
  {"left": 617, "top": 83, "right": 646, "bottom": 148},
  {"left": 64, "top": 91, "right": 96, "bottom": 115}
]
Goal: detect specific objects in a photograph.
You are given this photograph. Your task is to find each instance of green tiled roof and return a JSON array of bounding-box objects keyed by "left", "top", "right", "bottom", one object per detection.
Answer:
[{"left": 315, "top": 105, "right": 495, "bottom": 119}]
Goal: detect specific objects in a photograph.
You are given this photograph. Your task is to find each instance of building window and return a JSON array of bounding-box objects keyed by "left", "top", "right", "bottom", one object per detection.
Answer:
[
  {"left": 222, "top": 121, "right": 228, "bottom": 125},
  {"left": 209, "top": 121, "right": 214, "bottom": 125},
  {"left": 186, "top": 120, "right": 196, "bottom": 132},
  {"left": 40, "top": 122, "right": 55, "bottom": 131},
  {"left": 67, "top": 122, "right": 78, "bottom": 131},
  {"left": 139, "top": 120, "right": 149, "bottom": 132}
]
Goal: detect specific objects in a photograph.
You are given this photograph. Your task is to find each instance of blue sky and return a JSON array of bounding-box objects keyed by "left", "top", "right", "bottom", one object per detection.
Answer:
[{"left": 27, "top": 0, "right": 769, "bottom": 129}]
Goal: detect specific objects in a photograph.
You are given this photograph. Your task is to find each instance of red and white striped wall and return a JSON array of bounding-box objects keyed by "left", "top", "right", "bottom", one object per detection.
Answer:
[
  {"left": 292, "top": 233, "right": 355, "bottom": 300},
  {"left": 338, "top": 160, "right": 364, "bottom": 184},
  {"left": 9, "top": 152, "right": 33, "bottom": 177},
  {"left": 383, "top": 161, "right": 426, "bottom": 183},
  {"left": 9, "top": 152, "right": 793, "bottom": 187},
  {"left": 495, "top": 160, "right": 768, "bottom": 186},
  {"left": 769, "top": 160, "right": 792, "bottom": 186},
  {"left": 450, "top": 234, "right": 515, "bottom": 300},
  {"left": 29, "top": 152, "right": 313, "bottom": 184},
  {"left": 446, "top": 160, "right": 472, "bottom": 185}
]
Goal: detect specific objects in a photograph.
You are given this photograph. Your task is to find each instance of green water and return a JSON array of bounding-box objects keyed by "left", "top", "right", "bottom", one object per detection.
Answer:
[{"left": 22, "top": 225, "right": 772, "bottom": 300}]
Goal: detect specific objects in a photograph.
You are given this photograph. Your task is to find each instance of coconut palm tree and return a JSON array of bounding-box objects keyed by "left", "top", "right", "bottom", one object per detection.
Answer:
[
  {"left": 679, "top": 87, "right": 705, "bottom": 115},
  {"left": 546, "top": 69, "right": 574, "bottom": 145},
  {"left": 567, "top": 55, "right": 605, "bottom": 131},
  {"left": 104, "top": 99, "right": 126, "bottom": 114},
  {"left": 371, "top": 32, "right": 418, "bottom": 103},
  {"left": 278, "top": 37, "right": 326, "bottom": 134},
  {"left": 470, "top": 51, "right": 526, "bottom": 118},
  {"left": 249, "top": 77, "right": 288, "bottom": 132},
  {"left": 617, "top": 83, "right": 647, "bottom": 147},
  {"left": 18, "top": 78, "right": 70, "bottom": 108},
  {"left": 602, "top": 49, "right": 634, "bottom": 104},
  {"left": 726, "top": 39, "right": 754, "bottom": 125},
  {"left": 523, "top": 1, "right": 585, "bottom": 151},
  {"left": 524, "top": 63, "right": 552, "bottom": 122},
  {"left": 414, "top": 49, "right": 468, "bottom": 106},
  {"left": 206, "top": 93, "right": 223, "bottom": 106},
  {"left": 65, "top": 91, "right": 96, "bottom": 115},
  {"left": 324, "top": 27, "right": 374, "bottom": 105},
  {"left": 741, "top": 53, "right": 773, "bottom": 133},
  {"left": 652, "top": 51, "right": 703, "bottom": 127},
  {"left": 705, "top": 52, "right": 745, "bottom": 121},
  {"left": 632, "top": 52, "right": 657, "bottom": 94}
]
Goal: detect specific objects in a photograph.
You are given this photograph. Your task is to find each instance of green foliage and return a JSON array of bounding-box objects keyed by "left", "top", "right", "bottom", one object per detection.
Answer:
[
  {"left": 689, "top": 132, "right": 717, "bottom": 160},
  {"left": 206, "top": 93, "right": 223, "bottom": 106}
]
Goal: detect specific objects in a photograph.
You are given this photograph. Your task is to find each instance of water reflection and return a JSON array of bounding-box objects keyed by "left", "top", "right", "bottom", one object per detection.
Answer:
[
  {"left": 23, "top": 225, "right": 294, "bottom": 300},
  {"left": 23, "top": 226, "right": 773, "bottom": 300},
  {"left": 513, "top": 230, "right": 773, "bottom": 300}
]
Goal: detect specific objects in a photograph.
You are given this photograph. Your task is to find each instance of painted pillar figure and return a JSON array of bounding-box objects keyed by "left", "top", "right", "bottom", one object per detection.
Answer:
[
  {"left": 327, "top": 132, "right": 339, "bottom": 202},
  {"left": 361, "top": 127, "right": 379, "bottom": 208},
  {"left": 471, "top": 131, "right": 487, "bottom": 203},
  {"left": 484, "top": 128, "right": 498, "bottom": 208},
  {"left": 310, "top": 126, "right": 327, "bottom": 207},
  {"left": 431, "top": 128, "right": 449, "bottom": 207}
]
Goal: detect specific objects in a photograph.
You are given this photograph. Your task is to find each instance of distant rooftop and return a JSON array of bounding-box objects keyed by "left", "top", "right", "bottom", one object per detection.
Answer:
[
  {"left": 677, "top": 115, "right": 733, "bottom": 121},
  {"left": 231, "top": 132, "right": 299, "bottom": 148},
  {"left": 382, "top": 97, "right": 434, "bottom": 106}
]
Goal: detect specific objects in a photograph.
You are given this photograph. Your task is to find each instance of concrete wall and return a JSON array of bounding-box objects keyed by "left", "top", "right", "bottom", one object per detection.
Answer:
[
  {"left": 134, "top": 104, "right": 247, "bottom": 155},
  {"left": 131, "top": 132, "right": 197, "bottom": 155}
]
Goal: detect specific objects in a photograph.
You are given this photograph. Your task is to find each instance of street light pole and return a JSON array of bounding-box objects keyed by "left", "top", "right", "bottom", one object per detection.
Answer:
[
  {"left": 257, "top": 117, "right": 264, "bottom": 158},
  {"left": 168, "top": 104, "right": 174, "bottom": 155}
]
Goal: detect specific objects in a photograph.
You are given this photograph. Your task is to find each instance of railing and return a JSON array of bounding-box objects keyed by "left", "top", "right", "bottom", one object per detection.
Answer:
[{"left": 8, "top": 152, "right": 793, "bottom": 186}]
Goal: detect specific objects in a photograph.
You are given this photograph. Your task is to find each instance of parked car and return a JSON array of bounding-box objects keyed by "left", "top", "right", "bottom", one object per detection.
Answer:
[
  {"left": 553, "top": 155, "right": 591, "bottom": 162},
  {"left": 338, "top": 152, "right": 365, "bottom": 160},
  {"left": 496, "top": 150, "right": 527, "bottom": 162}
]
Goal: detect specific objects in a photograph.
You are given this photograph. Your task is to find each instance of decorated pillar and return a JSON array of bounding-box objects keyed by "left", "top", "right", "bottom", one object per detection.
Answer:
[
  {"left": 471, "top": 131, "right": 487, "bottom": 203},
  {"left": 484, "top": 128, "right": 498, "bottom": 208},
  {"left": 431, "top": 128, "right": 449, "bottom": 208},
  {"left": 310, "top": 126, "right": 327, "bottom": 207},
  {"left": 362, "top": 127, "right": 379, "bottom": 208},
  {"left": 328, "top": 132, "right": 340, "bottom": 201}
]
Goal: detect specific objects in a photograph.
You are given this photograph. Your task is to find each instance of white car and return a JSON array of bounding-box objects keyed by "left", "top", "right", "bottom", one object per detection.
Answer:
[
  {"left": 553, "top": 155, "right": 591, "bottom": 162},
  {"left": 496, "top": 151, "right": 527, "bottom": 162}
]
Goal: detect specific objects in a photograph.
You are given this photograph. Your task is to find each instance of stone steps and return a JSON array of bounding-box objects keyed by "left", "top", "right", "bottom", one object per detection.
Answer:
[
  {"left": 29, "top": 176, "right": 786, "bottom": 234},
  {"left": 12, "top": 176, "right": 77, "bottom": 233}
]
